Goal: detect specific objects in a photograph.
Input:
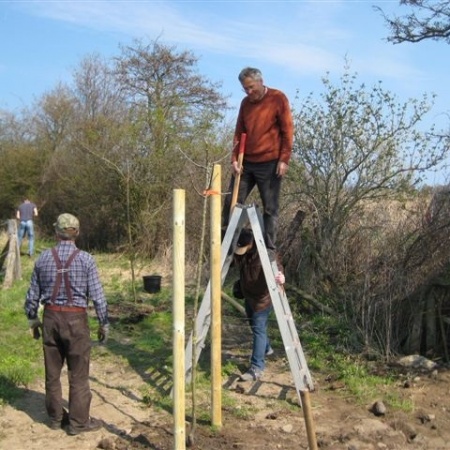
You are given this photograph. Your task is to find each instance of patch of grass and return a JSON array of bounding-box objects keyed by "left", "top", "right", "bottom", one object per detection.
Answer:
[
  {"left": 1, "top": 356, "right": 35, "bottom": 386},
  {"left": 0, "top": 262, "right": 43, "bottom": 405},
  {"left": 221, "top": 360, "right": 238, "bottom": 377},
  {"left": 106, "top": 273, "right": 126, "bottom": 294},
  {"left": 299, "top": 314, "right": 410, "bottom": 410},
  {"left": 135, "top": 311, "right": 172, "bottom": 351},
  {"left": 222, "top": 391, "right": 256, "bottom": 420},
  {"left": 301, "top": 314, "right": 355, "bottom": 370},
  {"left": 0, "top": 375, "right": 22, "bottom": 406},
  {"left": 144, "top": 288, "right": 173, "bottom": 307},
  {"left": 141, "top": 385, "right": 173, "bottom": 411},
  {"left": 384, "top": 391, "right": 415, "bottom": 412},
  {"left": 339, "top": 359, "right": 394, "bottom": 402},
  {"left": 197, "top": 409, "right": 211, "bottom": 423}
]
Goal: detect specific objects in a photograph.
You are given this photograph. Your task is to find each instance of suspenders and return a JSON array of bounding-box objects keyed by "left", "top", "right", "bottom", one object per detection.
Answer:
[{"left": 50, "top": 248, "right": 81, "bottom": 305}]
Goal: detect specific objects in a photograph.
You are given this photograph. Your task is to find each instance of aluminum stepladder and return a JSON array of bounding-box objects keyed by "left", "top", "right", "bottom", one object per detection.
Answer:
[{"left": 184, "top": 203, "right": 314, "bottom": 403}]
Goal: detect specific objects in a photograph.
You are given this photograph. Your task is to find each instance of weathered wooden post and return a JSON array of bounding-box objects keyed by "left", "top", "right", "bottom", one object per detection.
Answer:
[
  {"left": 210, "top": 164, "right": 222, "bottom": 428},
  {"left": 2, "top": 219, "right": 22, "bottom": 289},
  {"left": 173, "top": 189, "right": 186, "bottom": 450}
]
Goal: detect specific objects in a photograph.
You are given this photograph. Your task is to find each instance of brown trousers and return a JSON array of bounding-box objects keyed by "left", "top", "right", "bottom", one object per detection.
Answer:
[{"left": 42, "top": 310, "right": 92, "bottom": 428}]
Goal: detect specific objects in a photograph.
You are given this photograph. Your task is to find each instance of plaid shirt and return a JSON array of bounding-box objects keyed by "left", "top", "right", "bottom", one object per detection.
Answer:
[{"left": 25, "top": 241, "right": 109, "bottom": 325}]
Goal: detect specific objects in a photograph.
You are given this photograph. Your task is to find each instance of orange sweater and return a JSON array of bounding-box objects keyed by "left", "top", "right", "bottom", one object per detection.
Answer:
[{"left": 232, "top": 87, "right": 293, "bottom": 165}]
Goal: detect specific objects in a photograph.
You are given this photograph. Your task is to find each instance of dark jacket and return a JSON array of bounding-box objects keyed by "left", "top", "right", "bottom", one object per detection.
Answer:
[{"left": 235, "top": 247, "right": 283, "bottom": 312}]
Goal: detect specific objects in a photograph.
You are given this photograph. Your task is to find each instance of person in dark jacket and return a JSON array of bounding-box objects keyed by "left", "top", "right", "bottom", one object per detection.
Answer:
[
  {"left": 24, "top": 213, "right": 109, "bottom": 435},
  {"left": 234, "top": 228, "right": 285, "bottom": 381}
]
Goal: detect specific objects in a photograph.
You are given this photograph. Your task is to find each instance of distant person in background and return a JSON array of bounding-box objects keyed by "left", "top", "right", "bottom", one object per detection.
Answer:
[
  {"left": 222, "top": 67, "right": 294, "bottom": 248},
  {"left": 17, "top": 197, "right": 38, "bottom": 256},
  {"left": 24, "top": 213, "right": 109, "bottom": 436},
  {"left": 233, "top": 228, "right": 285, "bottom": 381}
]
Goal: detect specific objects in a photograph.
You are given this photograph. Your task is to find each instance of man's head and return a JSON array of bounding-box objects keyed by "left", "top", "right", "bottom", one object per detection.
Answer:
[
  {"left": 238, "top": 67, "right": 265, "bottom": 102},
  {"left": 234, "top": 228, "right": 254, "bottom": 255},
  {"left": 54, "top": 213, "right": 80, "bottom": 240}
]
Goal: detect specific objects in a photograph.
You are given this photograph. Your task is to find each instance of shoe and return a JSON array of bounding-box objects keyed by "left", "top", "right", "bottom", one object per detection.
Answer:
[
  {"left": 49, "top": 410, "right": 69, "bottom": 430},
  {"left": 239, "top": 367, "right": 263, "bottom": 382},
  {"left": 265, "top": 346, "right": 274, "bottom": 356},
  {"left": 66, "top": 418, "right": 103, "bottom": 436}
]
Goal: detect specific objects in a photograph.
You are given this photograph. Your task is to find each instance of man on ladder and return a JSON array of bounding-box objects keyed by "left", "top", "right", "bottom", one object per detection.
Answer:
[{"left": 222, "top": 66, "right": 294, "bottom": 250}]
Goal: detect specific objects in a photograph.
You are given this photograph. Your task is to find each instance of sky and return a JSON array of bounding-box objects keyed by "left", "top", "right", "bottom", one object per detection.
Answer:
[{"left": 0, "top": 0, "right": 449, "bottom": 181}]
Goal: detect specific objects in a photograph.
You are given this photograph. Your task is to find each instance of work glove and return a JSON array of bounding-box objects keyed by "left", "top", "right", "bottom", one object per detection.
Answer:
[
  {"left": 97, "top": 323, "right": 110, "bottom": 344},
  {"left": 28, "top": 318, "right": 43, "bottom": 340}
]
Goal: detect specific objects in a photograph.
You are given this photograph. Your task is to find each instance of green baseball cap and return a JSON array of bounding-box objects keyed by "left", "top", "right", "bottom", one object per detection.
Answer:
[{"left": 54, "top": 213, "right": 80, "bottom": 231}]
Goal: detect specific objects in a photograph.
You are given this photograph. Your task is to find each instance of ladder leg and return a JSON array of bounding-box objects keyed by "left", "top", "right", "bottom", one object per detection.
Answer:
[{"left": 247, "top": 205, "right": 315, "bottom": 394}]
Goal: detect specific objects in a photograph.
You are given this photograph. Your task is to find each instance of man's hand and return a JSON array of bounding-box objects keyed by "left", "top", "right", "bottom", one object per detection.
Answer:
[
  {"left": 28, "top": 318, "right": 43, "bottom": 340},
  {"left": 97, "top": 324, "right": 110, "bottom": 344},
  {"left": 232, "top": 161, "right": 243, "bottom": 175},
  {"left": 276, "top": 161, "right": 288, "bottom": 177}
]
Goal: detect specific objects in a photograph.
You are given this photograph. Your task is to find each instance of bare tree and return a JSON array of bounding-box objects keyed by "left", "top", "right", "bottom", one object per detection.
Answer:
[
  {"left": 375, "top": 0, "right": 450, "bottom": 44},
  {"left": 112, "top": 38, "right": 228, "bottom": 256}
]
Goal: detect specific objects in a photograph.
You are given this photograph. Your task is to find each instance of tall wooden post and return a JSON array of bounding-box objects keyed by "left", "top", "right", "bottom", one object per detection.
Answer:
[
  {"left": 173, "top": 189, "right": 186, "bottom": 449},
  {"left": 210, "top": 165, "right": 222, "bottom": 428}
]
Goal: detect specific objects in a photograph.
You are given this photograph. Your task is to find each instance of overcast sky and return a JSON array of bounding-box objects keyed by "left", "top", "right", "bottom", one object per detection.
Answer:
[{"left": 1, "top": 1, "right": 448, "bottom": 180}]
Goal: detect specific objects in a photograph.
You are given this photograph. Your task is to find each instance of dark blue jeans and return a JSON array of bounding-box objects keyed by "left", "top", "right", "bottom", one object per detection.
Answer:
[
  {"left": 245, "top": 302, "right": 273, "bottom": 371},
  {"left": 223, "top": 160, "right": 281, "bottom": 248}
]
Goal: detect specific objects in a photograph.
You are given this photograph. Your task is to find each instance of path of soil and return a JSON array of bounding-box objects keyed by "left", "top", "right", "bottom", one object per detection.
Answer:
[{"left": 1, "top": 310, "right": 450, "bottom": 450}]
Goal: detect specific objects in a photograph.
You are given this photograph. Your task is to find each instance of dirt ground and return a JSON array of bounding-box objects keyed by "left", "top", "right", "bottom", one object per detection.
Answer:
[{"left": 1, "top": 308, "right": 450, "bottom": 450}]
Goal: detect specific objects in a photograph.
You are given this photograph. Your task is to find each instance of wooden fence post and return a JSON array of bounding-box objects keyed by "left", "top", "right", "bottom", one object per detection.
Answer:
[{"left": 2, "top": 219, "right": 22, "bottom": 289}]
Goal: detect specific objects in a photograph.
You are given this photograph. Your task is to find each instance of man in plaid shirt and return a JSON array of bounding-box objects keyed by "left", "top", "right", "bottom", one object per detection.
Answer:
[{"left": 24, "top": 213, "right": 109, "bottom": 435}]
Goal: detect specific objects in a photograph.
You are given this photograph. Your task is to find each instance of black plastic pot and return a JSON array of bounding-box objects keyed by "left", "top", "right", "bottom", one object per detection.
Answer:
[{"left": 143, "top": 275, "right": 162, "bottom": 293}]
